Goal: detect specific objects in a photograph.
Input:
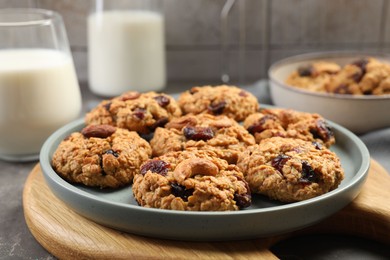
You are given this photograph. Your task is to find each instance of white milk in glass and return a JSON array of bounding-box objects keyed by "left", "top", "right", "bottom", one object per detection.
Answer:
[
  {"left": 0, "top": 49, "right": 82, "bottom": 157},
  {"left": 88, "top": 10, "right": 166, "bottom": 96}
]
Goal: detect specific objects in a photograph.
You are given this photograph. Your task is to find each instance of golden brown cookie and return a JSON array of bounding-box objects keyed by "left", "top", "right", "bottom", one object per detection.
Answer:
[
  {"left": 51, "top": 124, "right": 152, "bottom": 188},
  {"left": 85, "top": 91, "right": 182, "bottom": 134},
  {"left": 325, "top": 62, "right": 363, "bottom": 94},
  {"left": 149, "top": 113, "right": 256, "bottom": 164},
  {"left": 285, "top": 61, "right": 341, "bottom": 92},
  {"left": 237, "top": 137, "right": 344, "bottom": 202},
  {"left": 243, "top": 108, "right": 335, "bottom": 147},
  {"left": 177, "top": 85, "right": 259, "bottom": 122},
  {"left": 373, "top": 76, "right": 390, "bottom": 95},
  {"left": 133, "top": 150, "right": 251, "bottom": 211},
  {"left": 326, "top": 58, "right": 390, "bottom": 95}
]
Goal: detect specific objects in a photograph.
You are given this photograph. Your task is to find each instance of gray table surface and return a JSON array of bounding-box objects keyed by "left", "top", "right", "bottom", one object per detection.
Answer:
[{"left": 1, "top": 81, "right": 389, "bottom": 260}]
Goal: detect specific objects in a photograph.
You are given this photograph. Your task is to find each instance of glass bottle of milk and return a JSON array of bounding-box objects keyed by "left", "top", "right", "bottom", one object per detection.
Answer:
[{"left": 88, "top": 0, "right": 166, "bottom": 97}]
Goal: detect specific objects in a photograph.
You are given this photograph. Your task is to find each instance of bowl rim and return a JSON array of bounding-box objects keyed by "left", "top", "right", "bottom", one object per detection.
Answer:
[{"left": 268, "top": 50, "right": 390, "bottom": 100}]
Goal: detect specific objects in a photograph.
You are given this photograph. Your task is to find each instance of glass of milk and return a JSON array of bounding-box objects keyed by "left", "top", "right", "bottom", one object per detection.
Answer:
[
  {"left": 88, "top": 0, "right": 166, "bottom": 97},
  {"left": 0, "top": 9, "right": 82, "bottom": 162}
]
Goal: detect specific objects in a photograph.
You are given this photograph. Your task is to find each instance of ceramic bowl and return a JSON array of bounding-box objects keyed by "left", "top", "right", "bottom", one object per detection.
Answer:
[{"left": 268, "top": 51, "right": 390, "bottom": 134}]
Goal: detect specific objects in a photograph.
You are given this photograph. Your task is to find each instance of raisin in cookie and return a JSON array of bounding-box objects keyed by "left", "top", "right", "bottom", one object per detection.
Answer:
[
  {"left": 285, "top": 61, "right": 341, "bottom": 92},
  {"left": 150, "top": 113, "right": 255, "bottom": 163},
  {"left": 52, "top": 124, "right": 152, "bottom": 188},
  {"left": 243, "top": 108, "right": 335, "bottom": 147},
  {"left": 177, "top": 85, "right": 259, "bottom": 121},
  {"left": 133, "top": 150, "right": 251, "bottom": 211},
  {"left": 85, "top": 91, "right": 182, "bottom": 134},
  {"left": 237, "top": 137, "right": 344, "bottom": 202}
]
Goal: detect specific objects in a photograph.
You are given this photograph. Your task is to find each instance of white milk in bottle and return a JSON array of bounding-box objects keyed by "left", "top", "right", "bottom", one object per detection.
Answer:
[
  {"left": 0, "top": 49, "right": 82, "bottom": 158},
  {"left": 88, "top": 10, "right": 166, "bottom": 96}
]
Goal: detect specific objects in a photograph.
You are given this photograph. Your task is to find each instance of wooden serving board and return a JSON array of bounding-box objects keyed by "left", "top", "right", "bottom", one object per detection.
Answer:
[{"left": 23, "top": 160, "right": 390, "bottom": 259}]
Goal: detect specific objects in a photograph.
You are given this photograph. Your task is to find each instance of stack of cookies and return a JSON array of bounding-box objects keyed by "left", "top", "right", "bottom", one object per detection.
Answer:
[{"left": 51, "top": 85, "right": 344, "bottom": 211}]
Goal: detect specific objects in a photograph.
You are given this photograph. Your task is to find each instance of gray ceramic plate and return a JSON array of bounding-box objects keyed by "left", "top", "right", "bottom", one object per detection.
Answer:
[{"left": 40, "top": 115, "right": 370, "bottom": 241}]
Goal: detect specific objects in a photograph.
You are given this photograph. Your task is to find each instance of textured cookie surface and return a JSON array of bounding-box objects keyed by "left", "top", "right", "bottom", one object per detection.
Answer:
[
  {"left": 85, "top": 91, "right": 182, "bottom": 134},
  {"left": 150, "top": 113, "right": 256, "bottom": 163},
  {"left": 327, "top": 58, "right": 390, "bottom": 95},
  {"left": 237, "top": 137, "right": 344, "bottom": 202},
  {"left": 52, "top": 125, "right": 152, "bottom": 188},
  {"left": 285, "top": 57, "right": 390, "bottom": 95},
  {"left": 133, "top": 150, "right": 251, "bottom": 211},
  {"left": 285, "top": 61, "right": 341, "bottom": 92},
  {"left": 178, "top": 85, "right": 259, "bottom": 121},
  {"left": 243, "top": 108, "right": 335, "bottom": 147}
]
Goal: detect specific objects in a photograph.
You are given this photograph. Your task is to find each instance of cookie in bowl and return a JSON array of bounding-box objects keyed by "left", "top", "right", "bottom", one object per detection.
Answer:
[
  {"left": 178, "top": 85, "right": 259, "bottom": 122},
  {"left": 237, "top": 137, "right": 344, "bottom": 203},
  {"left": 285, "top": 61, "right": 341, "bottom": 92},
  {"left": 133, "top": 150, "right": 251, "bottom": 211},
  {"left": 269, "top": 52, "right": 390, "bottom": 134},
  {"left": 326, "top": 57, "right": 390, "bottom": 95},
  {"left": 51, "top": 124, "right": 152, "bottom": 188},
  {"left": 285, "top": 56, "right": 390, "bottom": 96},
  {"left": 149, "top": 113, "right": 256, "bottom": 164},
  {"left": 85, "top": 91, "right": 182, "bottom": 135},
  {"left": 243, "top": 108, "right": 335, "bottom": 147}
]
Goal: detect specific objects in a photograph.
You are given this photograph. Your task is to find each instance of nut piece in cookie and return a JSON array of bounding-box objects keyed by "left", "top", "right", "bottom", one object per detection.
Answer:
[
  {"left": 133, "top": 150, "right": 251, "bottom": 211},
  {"left": 285, "top": 61, "right": 341, "bottom": 92},
  {"left": 237, "top": 137, "right": 344, "bottom": 202},
  {"left": 150, "top": 113, "right": 255, "bottom": 163},
  {"left": 177, "top": 85, "right": 259, "bottom": 122},
  {"left": 85, "top": 91, "right": 182, "bottom": 134},
  {"left": 243, "top": 108, "right": 335, "bottom": 147},
  {"left": 51, "top": 124, "right": 152, "bottom": 188}
]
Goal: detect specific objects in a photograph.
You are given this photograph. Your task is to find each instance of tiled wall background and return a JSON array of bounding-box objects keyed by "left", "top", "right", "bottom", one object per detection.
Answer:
[{"left": 2, "top": 0, "right": 390, "bottom": 86}]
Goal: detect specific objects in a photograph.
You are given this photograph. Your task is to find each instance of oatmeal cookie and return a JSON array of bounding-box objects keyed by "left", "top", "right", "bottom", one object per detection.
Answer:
[
  {"left": 285, "top": 61, "right": 341, "bottom": 92},
  {"left": 327, "top": 58, "right": 390, "bottom": 95},
  {"left": 133, "top": 150, "right": 251, "bottom": 211},
  {"left": 237, "top": 137, "right": 344, "bottom": 202},
  {"left": 85, "top": 91, "right": 182, "bottom": 134},
  {"left": 51, "top": 124, "right": 152, "bottom": 188},
  {"left": 177, "top": 85, "right": 259, "bottom": 121},
  {"left": 243, "top": 108, "right": 335, "bottom": 147},
  {"left": 149, "top": 113, "right": 256, "bottom": 163},
  {"left": 373, "top": 76, "right": 390, "bottom": 95}
]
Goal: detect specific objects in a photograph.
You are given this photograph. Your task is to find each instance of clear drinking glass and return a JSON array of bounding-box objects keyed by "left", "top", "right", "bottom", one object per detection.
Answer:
[
  {"left": 0, "top": 8, "right": 82, "bottom": 162},
  {"left": 88, "top": 0, "right": 166, "bottom": 97}
]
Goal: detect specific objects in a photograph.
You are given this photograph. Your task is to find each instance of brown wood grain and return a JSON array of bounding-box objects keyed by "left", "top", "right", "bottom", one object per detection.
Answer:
[{"left": 23, "top": 160, "right": 390, "bottom": 259}]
